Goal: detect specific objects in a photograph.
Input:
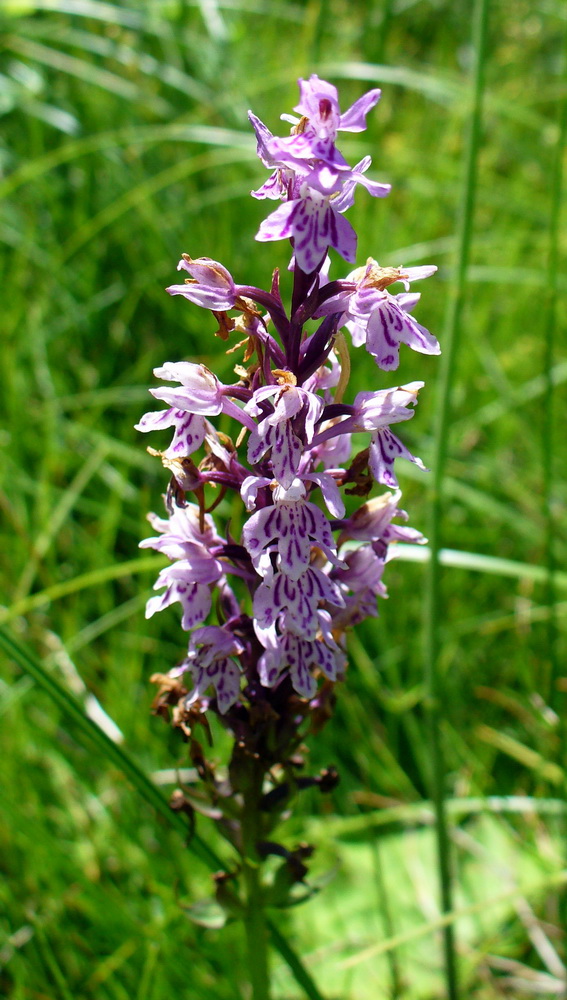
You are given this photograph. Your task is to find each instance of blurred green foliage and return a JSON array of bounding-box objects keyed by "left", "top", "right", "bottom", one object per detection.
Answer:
[{"left": 1, "top": 1, "right": 566, "bottom": 997}]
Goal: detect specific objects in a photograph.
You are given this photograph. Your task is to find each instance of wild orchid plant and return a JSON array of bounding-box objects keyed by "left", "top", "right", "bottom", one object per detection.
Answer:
[{"left": 136, "top": 76, "right": 439, "bottom": 998}]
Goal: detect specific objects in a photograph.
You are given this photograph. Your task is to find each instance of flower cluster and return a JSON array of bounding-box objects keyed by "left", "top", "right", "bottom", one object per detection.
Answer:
[{"left": 138, "top": 75, "right": 436, "bottom": 724}]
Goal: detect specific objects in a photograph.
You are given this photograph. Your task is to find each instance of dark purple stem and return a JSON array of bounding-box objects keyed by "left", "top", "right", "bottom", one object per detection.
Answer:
[
  {"left": 297, "top": 313, "right": 340, "bottom": 384},
  {"left": 238, "top": 285, "right": 291, "bottom": 353}
]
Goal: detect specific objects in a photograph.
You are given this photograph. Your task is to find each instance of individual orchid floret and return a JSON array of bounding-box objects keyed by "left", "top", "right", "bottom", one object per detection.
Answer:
[
  {"left": 257, "top": 623, "right": 339, "bottom": 698},
  {"left": 144, "top": 559, "right": 224, "bottom": 631},
  {"left": 293, "top": 75, "right": 381, "bottom": 140},
  {"left": 354, "top": 383, "right": 426, "bottom": 488},
  {"left": 139, "top": 362, "right": 256, "bottom": 453},
  {"left": 253, "top": 566, "right": 344, "bottom": 640},
  {"left": 333, "top": 546, "right": 389, "bottom": 603},
  {"left": 140, "top": 504, "right": 223, "bottom": 560},
  {"left": 323, "top": 259, "right": 438, "bottom": 370},
  {"left": 183, "top": 625, "right": 243, "bottom": 714},
  {"left": 328, "top": 546, "right": 389, "bottom": 632},
  {"left": 241, "top": 478, "right": 344, "bottom": 580},
  {"left": 311, "top": 383, "right": 426, "bottom": 488},
  {"left": 245, "top": 374, "right": 323, "bottom": 488},
  {"left": 134, "top": 406, "right": 207, "bottom": 460},
  {"left": 257, "top": 182, "right": 358, "bottom": 274},
  {"left": 149, "top": 362, "right": 225, "bottom": 413},
  {"left": 337, "top": 490, "right": 427, "bottom": 549},
  {"left": 166, "top": 256, "right": 237, "bottom": 311},
  {"left": 140, "top": 504, "right": 227, "bottom": 630}
]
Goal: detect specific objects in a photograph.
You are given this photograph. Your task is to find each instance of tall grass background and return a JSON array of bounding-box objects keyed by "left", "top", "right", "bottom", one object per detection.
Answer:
[{"left": 1, "top": 1, "right": 566, "bottom": 997}]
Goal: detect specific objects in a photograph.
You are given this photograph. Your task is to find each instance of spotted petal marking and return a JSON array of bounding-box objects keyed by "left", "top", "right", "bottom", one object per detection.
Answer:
[{"left": 369, "top": 428, "right": 427, "bottom": 488}]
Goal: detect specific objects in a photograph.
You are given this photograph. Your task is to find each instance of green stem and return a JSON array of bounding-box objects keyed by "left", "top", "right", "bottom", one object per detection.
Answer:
[
  {"left": 424, "top": 1, "right": 490, "bottom": 998},
  {"left": 544, "top": 22, "right": 567, "bottom": 711},
  {"left": 241, "top": 769, "right": 272, "bottom": 1000},
  {"left": 544, "top": 17, "right": 567, "bottom": 960}
]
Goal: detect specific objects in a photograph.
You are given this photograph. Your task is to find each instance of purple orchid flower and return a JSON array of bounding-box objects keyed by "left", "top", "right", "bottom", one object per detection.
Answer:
[
  {"left": 183, "top": 626, "right": 244, "bottom": 714},
  {"left": 138, "top": 75, "right": 439, "bottom": 710}
]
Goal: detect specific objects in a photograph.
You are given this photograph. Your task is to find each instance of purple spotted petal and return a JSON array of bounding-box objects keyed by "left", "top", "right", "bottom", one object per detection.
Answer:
[
  {"left": 256, "top": 187, "right": 357, "bottom": 273},
  {"left": 365, "top": 295, "right": 440, "bottom": 371},
  {"left": 145, "top": 574, "right": 213, "bottom": 631},
  {"left": 369, "top": 428, "right": 427, "bottom": 488}
]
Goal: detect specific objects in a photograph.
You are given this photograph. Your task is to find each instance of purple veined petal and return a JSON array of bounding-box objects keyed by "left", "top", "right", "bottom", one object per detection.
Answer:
[
  {"left": 368, "top": 428, "right": 427, "bottom": 488},
  {"left": 184, "top": 627, "right": 244, "bottom": 710},
  {"left": 251, "top": 171, "right": 288, "bottom": 201},
  {"left": 339, "top": 489, "right": 403, "bottom": 541},
  {"left": 257, "top": 627, "right": 284, "bottom": 686},
  {"left": 247, "top": 423, "right": 271, "bottom": 466},
  {"left": 264, "top": 133, "right": 320, "bottom": 171},
  {"left": 301, "top": 390, "right": 324, "bottom": 441},
  {"left": 290, "top": 645, "right": 318, "bottom": 698},
  {"left": 165, "top": 412, "right": 207, "bottom": 456},
  {"left": 384, "top": 523, "right": 427, "bottom": 548},
  {"left": 257, "top": 188, "right": 357, "bottom": 272},
  {"left": 240, "top": 475, "right": 272, "bottom": 511},
  {"left": 165, "top": 282, "right": 236, "bottom": 311},
  {"left": 176, "top": 256, "right": 233, "bottom": 288},
  {"left": 163, "top": 556, "right": 223, "bottom": 587},
  {"left": 353, "top": 382, "right": 423, "bottom": 430},
  {"left": 145, "top": 579, "right": 213, "bottom": 631},
  {"left": 366, "top": 299, "right": 440, "bottom": 367},
  {"left": 270, "top": 386, "right": 304, "bottom": 425},
  {"left": 332, "top": 157, "right": 391, "bottom": 213},
  {"left": 255, "top": 566, "right": 345, "bottom": 640},
  {"left": 334, "top": 546, "right": 388, "bottom": 598},
  {"left": 394, "top": 294, "right": 441, "bottom": 354},
  {"left": 190, "top": 624, "right": 244, "bottom": 657},
  {"left": 338, "top": 88, "right": 381, "bottom": 132},
  {"left": 328, "top": 209, "right": 357, "bottom": 265},
  {"left": 304, "top": 163, "right": 344, "bottom": 195},
  {"left": 303, "top": 471, "right": 345, "bottom": 518},
  {"left": 212, "top": 658, "right": 241, "bottom": 714},
  {"left": 277, "top": 510, "right": 314, "bottom": 579},
  {"left": 245, "top": 384, "right": 279, "bottom": 417},
  {"left": 144, "top": 502, "right": 222, "bottom": 546},
  {"left": 134, "top": 407, "right": 180, "bottom": 433},
  {"left": 365, "top": 303, "right": 403, "bottom": 371},
  {"left": 247, "top": 110, "right": 277, "bottom": 167},
  {"left": 269, "top": 421, "right": 303, "bottom": 490},
  {"left": 256, "top": 198, "right": 301, "bottom": 243},
  {"left": 396, "top": 292, "right": 421, "bottom": 312},
  {"left": 312, "top": 636, "right": 339, "bottom": 682},
  {"left": 241, "top": 505, "right": 283, "bottom": 558}
]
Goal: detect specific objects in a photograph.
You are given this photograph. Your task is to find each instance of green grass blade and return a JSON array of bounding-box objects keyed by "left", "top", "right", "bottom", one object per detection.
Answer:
[
  {"left": 0, "top": 624, "right": 221, "bottom": 869},
  {"left": 0, "top": 625, "right": 327, "bottom": 999},
  {"left": 423, "top": 1, "right": 490, "bottom": 996},
  {"left": 269, "top": 922, "right": 325, "bottom": 1000},
  {"left": 543, "top": 24, "right": 567, "bottom": 710},
  {"left": 0, "top": 555, "right": 166, "bottom": 623}
]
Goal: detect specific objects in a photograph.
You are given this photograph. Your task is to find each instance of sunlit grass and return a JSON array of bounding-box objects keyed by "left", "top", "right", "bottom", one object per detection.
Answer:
[{"left": 1, "top": 1, "right": 566, "bottom": 997}]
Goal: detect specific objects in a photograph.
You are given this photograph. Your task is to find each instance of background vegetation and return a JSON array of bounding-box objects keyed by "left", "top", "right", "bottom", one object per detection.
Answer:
[{"left": 1, "top": 0, "right": 566, "bottom": 997}]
